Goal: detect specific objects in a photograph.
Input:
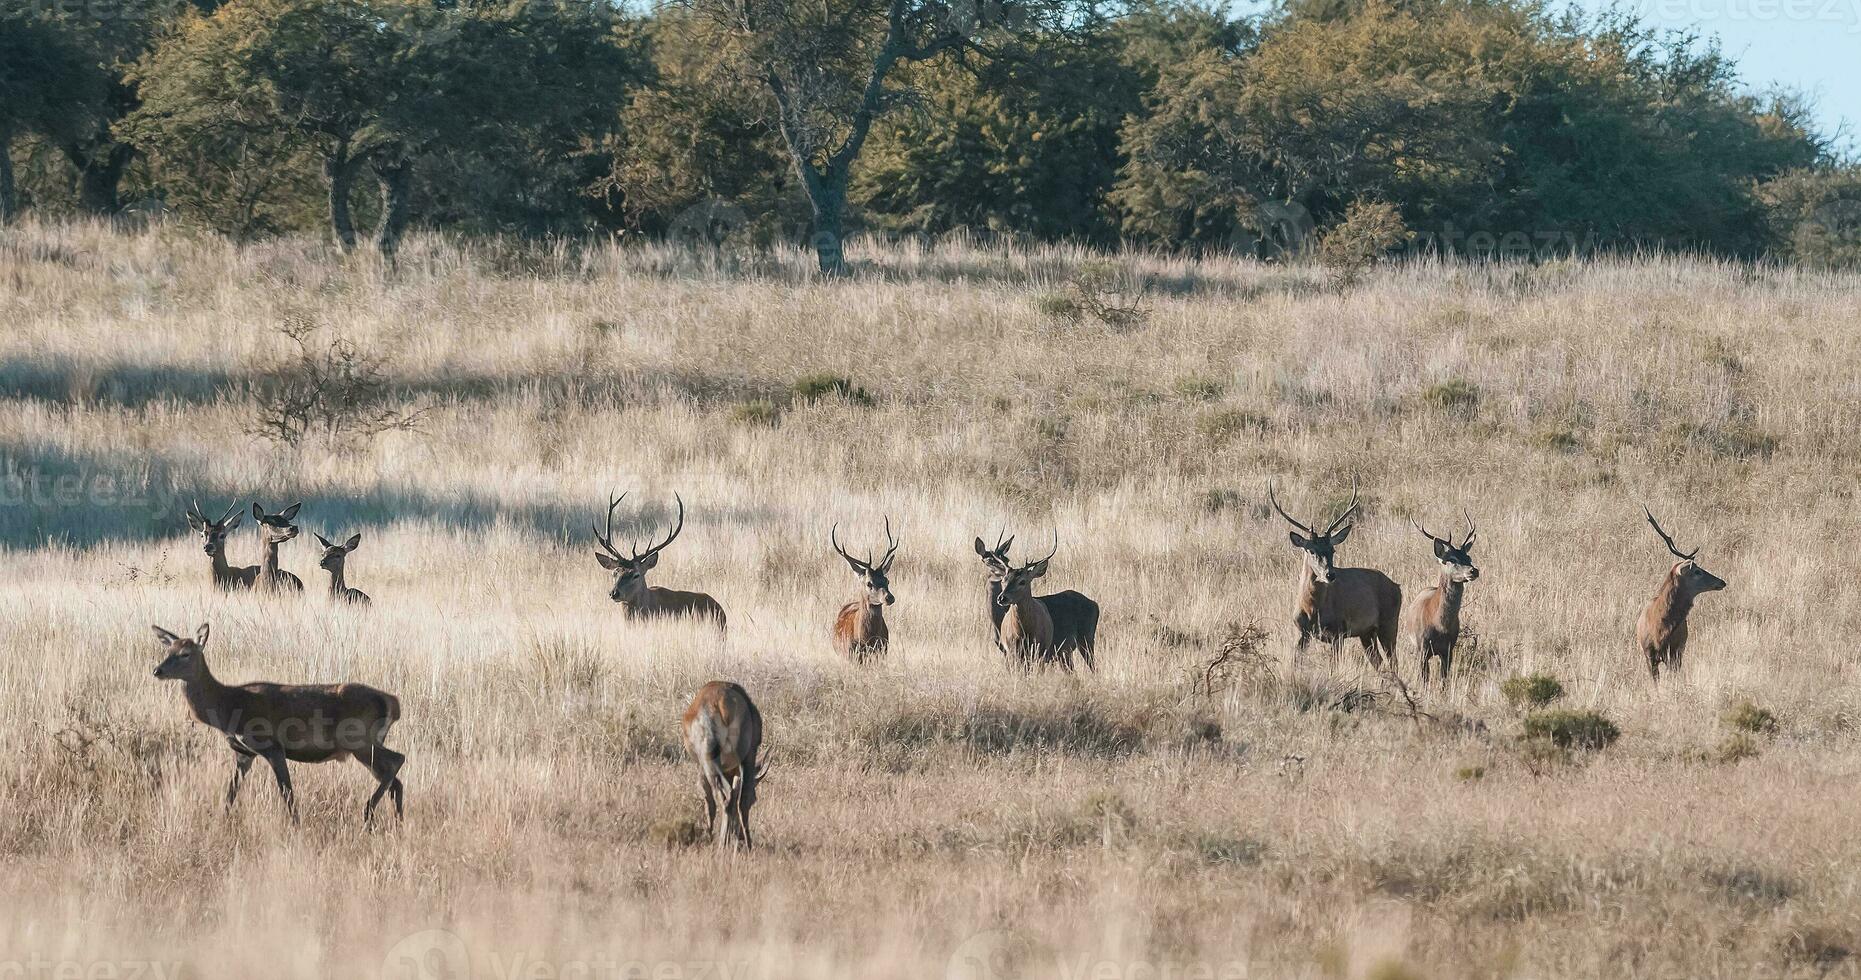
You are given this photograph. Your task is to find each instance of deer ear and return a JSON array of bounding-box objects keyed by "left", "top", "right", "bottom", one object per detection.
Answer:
[
  {"left": 194, "top": 622, "right": 211, "bottom": 646},
  {"left": 224, "top": 512, "right": 243, "bottom": 531},
  {"left": 314, "top": 532, "right": 335, "bottom": 549},
  {"left": 1433, "top": 539, "right": 1450, "bottom": 560},
  {"left": 281, "top": 502, "right": 302, "bottom": 520},
  {"left": 1289, "top": 531, "right": 1309, "bottom": 549},
  {"left": 152, "top": 625, "right": 181, "bottom": 646},
  {"left": 251, "top": 502, "right": 264, "bottom": 520},
  {"left": 594, "top": 551, "right": 621, "bottom": 570},
  {"left": 1029, "top": 559, "right": 1051, "bottom": 578},
  {"left": 638, "top": 551, "right": 660, "bottom": 571},
  {"left": 343, "top": 533, "right": 362, "bottom": 552},
  {"left": 973, "top": 537, "right": 989, "bottom": 557},
  {"left": 185, "top": 514, "right": 203, "bottom": 531},
  {"left": 1330, "top": 523, "right": 1353, "bottom": 546}
]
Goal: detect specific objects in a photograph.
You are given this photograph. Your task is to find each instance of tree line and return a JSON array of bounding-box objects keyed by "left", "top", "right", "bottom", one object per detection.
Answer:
[{"left": 3, "top": 0, "right": 1858, "bottom": 269}]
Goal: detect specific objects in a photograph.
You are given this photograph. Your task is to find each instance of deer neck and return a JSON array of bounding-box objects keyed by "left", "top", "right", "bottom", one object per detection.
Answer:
[
  {"left": 325, "top": 562, "right": 348, "bottom": 596},
  {"left": 1655, "top": 573, "right": 1696, "bottom": 623},
  {"left": 857, "top": 596, "right": 886, "bottom": 634},
  {"left": 208, "top": 547, "right": 236, "bottom": 586},
  {"left": 1297, "top": 564, "right": 1331, "bottom": 614},
  {"left": 260, "top": 536, "right": 283, "bottom": 577},
  {"left": 181, "top": 662, "right": 235, "bottom": 731},
  {"left": 1435, "top": 572, "right": 1466, "bottom": 626}
]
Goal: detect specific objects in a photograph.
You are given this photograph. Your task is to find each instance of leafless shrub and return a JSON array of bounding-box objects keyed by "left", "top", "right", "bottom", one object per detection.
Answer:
[{"left": 246, "top": 319, "right": 427, "bottom": 448}]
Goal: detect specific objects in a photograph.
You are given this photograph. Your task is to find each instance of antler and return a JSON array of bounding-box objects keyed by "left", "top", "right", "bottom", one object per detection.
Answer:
[
  {"left": 875, "top": 515, "right": 900, "bottom": 572},
  {"left": 1643, "top": 506, "right": 1698, "bottom": 561},
  {"left": 1266, "top": 481, "right": 1315, "bottom": 536},
  {"left": 1411, "top": 517, "right": 1450, "bottom": 548},
  {"left": 636, "top": 493, "right": 686, "bottom": 561},
  {"left": 1459, "top": 506, "right": 1477, "bottom": 551},
  {"left": 1021, "top": 528, "right": 1059, "bottom": 569},
  {"left": 592, "top": 491, "right": 628, "bottom": 560},
  {"left": 830, "top": 523, "right": 868, "bottom": 573},
  {"left": 1322, "top": 479, "right": 1361, "bottom": 537}
]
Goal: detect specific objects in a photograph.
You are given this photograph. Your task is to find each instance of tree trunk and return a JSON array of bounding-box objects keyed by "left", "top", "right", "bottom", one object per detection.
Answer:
[
  {"left": 0, "top": 127, "right": 17, "bottom": 226},
  {"left": 325, "top": 142, "right": 364, "bottom": 252},
  {"left": 69, "top": 141, "right": 132, "bottom": 215},
  {"left": 809, "top": 181, "right": 849, "bottom": 275},
  {"left": 373, "top": 155, "right": 413, "bottom": 259}
]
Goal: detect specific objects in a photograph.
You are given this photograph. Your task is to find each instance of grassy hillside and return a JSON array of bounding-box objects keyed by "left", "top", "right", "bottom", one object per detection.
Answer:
[{"left": 3, "top": 222, "right": 1860, "bottom": 978}]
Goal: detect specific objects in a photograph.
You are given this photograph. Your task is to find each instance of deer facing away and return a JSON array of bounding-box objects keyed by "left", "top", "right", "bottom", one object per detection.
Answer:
[
  {"left": 1637, "top": 507, "right": 1727, "bottom": 679},
  {"left": 151, "top": 622, "right": 405, "bottom": 824},
  {"left": 251, "top": 502, "right": 304, "bottom": 593},
  {"left": 314, "top": 531, "right": 371, "bottom": 605},
  {"left": 974, "top": 531, "right": 1099, "bottom": 670},
  {"left": 1403, "top": 511, "right": 1479, "bottom": 686},
  {"left": 682, "top": 681, "right": 768, "bottom": 849},
  {"left": 186, "top": 500, "right": 261, "bottom": 590},
  {"left": 831, "top": 519, "right": 898, "bottom": 663},
  {"left": 592, "top": 492, "right": 726, "bottom": 628},
  {"left": 1268, "top": 482, "right": 1403, "bottom": 667}
]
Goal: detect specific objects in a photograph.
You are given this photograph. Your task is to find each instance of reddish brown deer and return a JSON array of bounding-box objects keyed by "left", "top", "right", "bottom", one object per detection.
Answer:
[
  {"left": 591, "top": 492, "right": 726, "bottom": 628},
  {"left": 830, "top": 518, "right": 898, "bottom": 662},
  {"left": 251, "top": 502, "right": 304, "bottom": 592},
  {"left": 186, "top": 500, "right": 261, "bottom": 590},
  {"left": 1268, "top": 481, "right": 1403, "bottom": 667},
  {"left": 1637, "top": 507, "right": 1727, "bottom": 680},
  {"left": 988, "top": 533, "right": 1083, "bottom": 670},
  {"left": 314, "top": 531, "right": 371, "bottom": 605},
  {"left": 681, "top": 681, "right": 768, "bottom": 849},
  {"left": 1402, "top": 511, "right": 1480, "bottom": 686},
  {"left": 973, "top": 531, "right": 1099, "bottom": 670},
  {"left": 150, "top": 622, "right": 404, "bottom": 824}
]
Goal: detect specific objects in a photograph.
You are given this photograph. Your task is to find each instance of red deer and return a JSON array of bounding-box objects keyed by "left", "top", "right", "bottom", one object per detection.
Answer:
[
  {"left": 1636, "top": 507, "right": 1727, "bottom": 679},
  {"left": 591, "top": 492, "right": 726, "bottom": 628},
  {"left": 251, "top": 502, "right": 304, "bottom": 592},
  {"left": 1267, "top": 481, "right": 1402, "bottom": 667},
  {"left": 185, "top": 500, "right": 260, "bottom": 590},
  {"left": 974, "top": 531, "right": 1099, "bottom": 670},
  {"left": 681, "top": 681, "right": 768, "bottom": 849},
  {"left": 150, "top": 622, "right": 404, "bottom": 824},
  {"left": 1402, "top": 511, "right": 1479, "bottom": 686},
  {"left": 830, "top": 518, "right": 898, "bottom": 662},
  {"left": 314, "top": 531, "right": 371, "bottom": 605}
]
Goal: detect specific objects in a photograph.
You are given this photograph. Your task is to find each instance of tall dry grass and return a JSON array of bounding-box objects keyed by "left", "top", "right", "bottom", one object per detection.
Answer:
[{"left": 3, "top": 220, "right": 1861, "bottom": 978}]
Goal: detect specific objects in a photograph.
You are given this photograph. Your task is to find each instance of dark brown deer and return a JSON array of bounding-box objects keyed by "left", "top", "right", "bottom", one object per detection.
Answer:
[
  {"left": 591, "top": 492, "right": 726, "bottom": 628},
  {"left": 251, "top": 502, "right": 304, "bottom": 592},
  {"left": 185, "top": 500, "right": 259, "bottom": 590},
  {"left": 150, "top": 622, "right": 404, "bottom": 824},
  {"left": 1268, "top": 481, "right": 1402, "bottom": 667},
  {"left": 314, "top": 531, "right": 371, "bottom": 605},
  {"left": 1402, "top": 511, "right": 1479, "bottom": 686},
  {"left": 974, "top": 531, "right": 1099, "bottom": 670},
  {"left": 681, "top": 681, "right": 768, "bottom": 849},
  {"left": 1637, "top": 507, "right": 1727, "bottom": 679},
  {"left": 830, "top": 518, "right": 898, "bottom": 662}
]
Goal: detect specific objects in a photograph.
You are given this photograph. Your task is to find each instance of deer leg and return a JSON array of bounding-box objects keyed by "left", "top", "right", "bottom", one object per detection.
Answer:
[
  {"left": 225, "top": 740, "right": 256, "bottom": 810},
  {"left": 1437, "top": 649, "right": 1453, "bottom": 689},
  {"left": 362, "top": 746, "right": 406, "bottom": 825},
  {"left": 698, "top": 775, "right": 717, "bottom": 835},
  {"left": 260, "top": 748, "right": 298, "bottom": 825},
  {"left": 1360, "top": 635, "right": 1384, "bottom": 669}
]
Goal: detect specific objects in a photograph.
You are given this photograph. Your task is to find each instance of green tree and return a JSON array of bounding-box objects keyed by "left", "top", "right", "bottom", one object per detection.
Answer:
[{"left": 0, "top": 8, "right": 97, "bottom": 222}]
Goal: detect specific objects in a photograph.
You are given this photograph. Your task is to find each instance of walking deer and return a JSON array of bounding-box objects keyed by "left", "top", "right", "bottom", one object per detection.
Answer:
[
  {"left": 974, "top": 531, "right": 1099, "bottom": 669},
  {"left": 591, "top": 492, "right": 726, "bottom": 628},
  {"left": 1637, "top": 507, "right": 1727, "bottom": 679},
  {"left": 151, "top": 622, "right": 404, "bottom": 824},
  {"left": 186, "top": 500, "right": 261, "bottom": 590},
  {"left": 314, "top": 532, "right": 371, "bottom": 605},
  {"left": 1267, "top": 481, "right": 1403, "bottom": 667},
  {"left": 1403, "top": 511, "right": 1479, "bottom": 686},
  {"left": 681, "top": 681, "right": 768, "bottom": 850},
  {"left": 251, "top": 502, "right": 304, "bottom": 592},
  {"left": 830, "top": 518, "right": 898, "bottom": 662}
]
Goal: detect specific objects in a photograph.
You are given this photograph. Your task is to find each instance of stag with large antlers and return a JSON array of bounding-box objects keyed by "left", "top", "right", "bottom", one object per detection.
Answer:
[
  {"left": 974, "top": 530, "right": 1099, "bottom": 670},
  {"left": 185, "top": 500, "right": 262, "bottom": 591},
  {"left": 1636, "top": 507, "right": 1726, "bottom": 680},
  {"left": 591, "top": 492, "right": 726, "bottom": 627},
  {"left": 1268, "top": 481, "right": 1403, "bottom": 667},
  {"left": 1403, "top": 511, "right": 1480, "bottom": 686},
  {"left": 831, "top": 519, "right": 898, "bottom": 662}
]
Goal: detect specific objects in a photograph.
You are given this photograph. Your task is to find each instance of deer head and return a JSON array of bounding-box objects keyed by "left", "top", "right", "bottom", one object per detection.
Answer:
[
  {"left": 314, "top": 531, "right": 362, "bottom": 572},
  {"left": 832, "top": 518, "right": 898, "bottom": 608},
  {"left": 151, "top": 622, "right": 212, "bottom": 680},
  {"left": 252, "top": 501, "right": 302, "bottom": 545},
  {"left": 1413, "top": 509, "right": 1479, "bottom": 583},
  {"left": 1644, "top": 506, "right": 1726, "bottom": 595},
  {"left": 972, "top": 530, "right": 1015, "bottom": 577},
  {"left": 994, "top": 532, "right": 1059, "bottom": 607},
  {"left": 185, "top": 500, "right": 243, "bottom": 557},
  {"left": 1269, "top": 480, "right": 1361, "bottom": 584},
  {"left": 592, "top": 492, "right": 686, "bottom": 603}
]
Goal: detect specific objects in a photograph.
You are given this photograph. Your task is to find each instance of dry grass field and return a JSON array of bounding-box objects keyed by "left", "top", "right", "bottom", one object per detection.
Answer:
[{"left": 5, "top": 220, "right": 1861, "bottom": 979}]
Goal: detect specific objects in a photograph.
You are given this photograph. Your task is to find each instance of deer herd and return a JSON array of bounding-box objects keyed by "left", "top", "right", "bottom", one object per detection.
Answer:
[{"left": 157, "top": 483, "right": 1727, "bottom": 845}]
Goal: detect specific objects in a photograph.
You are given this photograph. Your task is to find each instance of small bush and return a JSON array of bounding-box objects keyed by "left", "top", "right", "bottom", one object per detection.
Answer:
[
  {"left": 1176, "top": 377, "right": 1226, "bottom": 401},
  {"left": 1723, "top": 700, "right": 1780, "bottom": 735},
  {"left": 790, "top": 374, "right": 874, "bottom": 406},
  {"left": 1036, "top": 292, "right": 1084, "bottom": 324},
  {"left": 1077, "top": 791, "right": 1139, "bottom": 837},
  {"left": 1715, "top": 733, "right": 1761, "bottom": 764},
  {"left": 1040, "top": 265, "right": 1150, "bottom": 331},
  {"left": 1455, "top": 765, "right": 1486, "bottom": 782},
  {"left": 1199, "top": 488, "right": 1246, "bottom": 514},
  {"left": 1501, "top": 674, "right": 1566, "bottom": 710},
  {"left": 1422, "top": 378, "right": 1481, "bottom": 414},
  {"left": 1535, "top": 429, "right": 1582, "bottom": 453},
  {"left": 1317, "top": 200, "right": 1411, "bottom": 287},
  {"left": 1199, "top": 409, "right": 1269, "bottom": 442},
  {"left": 648, "top": 816, "right": 708, "bottom": 848},
  {"left": 1522, "top": 709, "right": 1619, "bottom": 751},
  {"left": 729, "top": 400, "right": 781, "bottom": 426}
]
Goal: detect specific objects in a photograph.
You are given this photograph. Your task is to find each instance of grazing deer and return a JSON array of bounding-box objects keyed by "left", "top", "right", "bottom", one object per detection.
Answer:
[
  {"left": 830, "top": 518, "right": 898, "bottom": 662},
  {"left": 251, "top": 502, "right": 304, "bottom": 592},
  {"left": 1267, "top": 481, "right": 1403, "bottom": 667},
  {"left": 1637, "top": 507, "right": 1727, "bottom": 680},
  {"left": 591, "top": 492, "right": 726, "bottom": 628},
  {"left": 681, "top": 681, "right": 768, "bottom": 850},
  {"left": 1403, "top": 511, "right": 1480, "bottom": 686},
  {"left": 314, "top": 531, "right": 371, "bottom": 605},
  {"left": 974, "top": 531, "right": 1099, "bottom": 670},
  {"left": 186, "top": 500, "right": 260, "bottom": 591},
  {"left": 150, "top": 622, "right": 405, "bottom": 824}
]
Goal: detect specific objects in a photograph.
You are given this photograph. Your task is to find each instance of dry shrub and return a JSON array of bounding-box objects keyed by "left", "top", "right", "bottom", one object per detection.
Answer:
[{"left": 247, "top": 319, "right": 426, "bottom": 447}]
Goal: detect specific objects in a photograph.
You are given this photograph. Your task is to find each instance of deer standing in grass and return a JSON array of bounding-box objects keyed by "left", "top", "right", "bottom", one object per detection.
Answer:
[
  {"left": 830, "top": 519, "right": 898, "bottom": 662},
  {"left": 592, "top": 492, "right": 726, "bottom": 628},
  {"left": 150, "top": 622, "right": 405, "bottom": 824},
  {"left": 186, "top": 500, "right": 261, "bottom": 590},
  {"left": 314, "top": 532, "right": 371, "bottom": 605},
  {"left": 1637, "top": 507, "right": 1727, "bottom": 680},
  {"left": 682, "top": 681, "right": 768, "bottom": 850},
  {"left": 1404, "top": 511, "right": 1480, "bottom": 686},
  {"left": 974, "top": 531, "right": 1099, "bottom": 670},
  {"left": 1268, "top": 481, "right": 1403, "bottom": 667},
  {"left": 251, "top": 502, "right": 304, "bottom": 592}
]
